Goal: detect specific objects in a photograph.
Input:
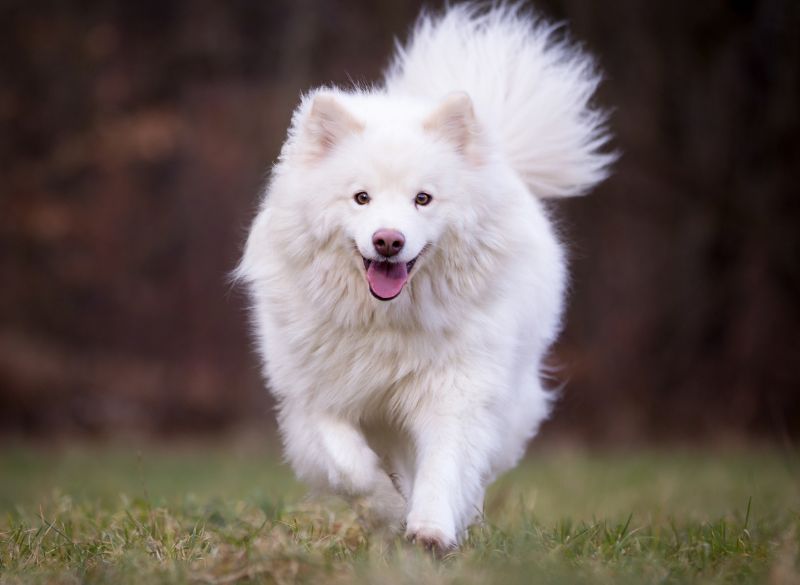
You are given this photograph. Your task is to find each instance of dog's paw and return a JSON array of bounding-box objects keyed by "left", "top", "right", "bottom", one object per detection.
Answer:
[
  {"left": 405, "top": 522, "right": 456, "bottom": 554},
  {"left": 351, "top": 473, "right": 407, "bottom": 532}
]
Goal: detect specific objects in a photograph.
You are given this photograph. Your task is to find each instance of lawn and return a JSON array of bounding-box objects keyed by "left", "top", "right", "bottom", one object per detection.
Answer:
[{"left": 0, "top": 443, "right": 798, "bottom": 584}]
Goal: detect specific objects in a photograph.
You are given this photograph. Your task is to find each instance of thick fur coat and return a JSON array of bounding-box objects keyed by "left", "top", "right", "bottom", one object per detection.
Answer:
[{"left": 237, "top": 4, "right": 613, "bottom": 550}]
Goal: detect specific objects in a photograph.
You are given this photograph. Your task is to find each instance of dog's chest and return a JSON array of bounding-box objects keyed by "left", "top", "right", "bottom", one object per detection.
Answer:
[{"left": 297, "top": 323, "right": 450, "bottom": 418}]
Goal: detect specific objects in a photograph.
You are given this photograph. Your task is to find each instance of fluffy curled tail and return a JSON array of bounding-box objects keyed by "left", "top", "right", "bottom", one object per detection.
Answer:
[{"left": 384, "top": 3, "right": 615, "bottom": 198}]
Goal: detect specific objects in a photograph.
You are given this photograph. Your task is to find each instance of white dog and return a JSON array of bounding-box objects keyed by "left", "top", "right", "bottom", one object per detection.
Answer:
[{"left": 237, "top": 4, "right": 612, "bottom": 551}]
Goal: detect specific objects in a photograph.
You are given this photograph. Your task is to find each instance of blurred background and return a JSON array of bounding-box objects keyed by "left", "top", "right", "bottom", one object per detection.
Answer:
[{"left": 1, "top": 0, "right": 798, "bottom": 445}]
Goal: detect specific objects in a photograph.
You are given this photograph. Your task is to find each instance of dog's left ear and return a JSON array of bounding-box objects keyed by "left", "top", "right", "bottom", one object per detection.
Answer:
[
  {"left": 423, "top": 92, "right": 482, "bottom": 163},
  {"left": 300, "top": 93, "right": 364, "bottom": 161}
]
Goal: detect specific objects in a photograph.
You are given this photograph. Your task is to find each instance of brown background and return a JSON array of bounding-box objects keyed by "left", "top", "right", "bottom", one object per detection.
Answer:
[{"left": 1, "top": 0, "right": 798, "bottom": 443}]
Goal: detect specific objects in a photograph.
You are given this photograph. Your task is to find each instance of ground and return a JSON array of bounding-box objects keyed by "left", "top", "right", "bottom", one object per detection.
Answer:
[{"left": 0, "top": 443, "right": 798, "bottom": 584}]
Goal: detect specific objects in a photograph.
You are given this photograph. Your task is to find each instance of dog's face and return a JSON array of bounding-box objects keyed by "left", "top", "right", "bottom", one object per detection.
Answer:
[{"left": 284, "top": 91, "right": 484, "bottom": 301}]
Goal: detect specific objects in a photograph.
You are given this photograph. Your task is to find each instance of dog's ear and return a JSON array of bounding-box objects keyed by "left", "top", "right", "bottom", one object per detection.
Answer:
[
  {"left": 423, "top": 92, "right": 482, "bottom": 162},
  {"left": 300, "top": 93, "right": 364, "bottom": 160}
]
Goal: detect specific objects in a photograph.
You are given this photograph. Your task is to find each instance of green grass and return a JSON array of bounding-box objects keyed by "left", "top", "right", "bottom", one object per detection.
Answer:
[{"left": 1, "top": 444, "right": 798, "bottom": 584}]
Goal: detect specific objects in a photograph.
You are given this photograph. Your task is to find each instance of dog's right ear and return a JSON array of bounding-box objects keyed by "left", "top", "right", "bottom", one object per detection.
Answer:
[{"left": 298, "top": 93, "right": 364, "bottom": 161}]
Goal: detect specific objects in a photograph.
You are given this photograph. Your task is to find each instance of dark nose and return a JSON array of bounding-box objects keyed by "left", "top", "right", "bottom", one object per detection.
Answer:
[{"left": 372, "top": 229, "right": 405, "bottom": 257}]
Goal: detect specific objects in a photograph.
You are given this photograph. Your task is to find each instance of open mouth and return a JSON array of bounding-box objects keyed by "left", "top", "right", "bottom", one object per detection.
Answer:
[{"left": 362, "top": 256, "right": 419, "bottom": 301}]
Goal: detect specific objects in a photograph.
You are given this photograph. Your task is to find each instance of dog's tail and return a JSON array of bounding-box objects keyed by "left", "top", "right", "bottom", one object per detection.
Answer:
[{"left": 384, "top": 3, "right": 615, "bottom": 198}]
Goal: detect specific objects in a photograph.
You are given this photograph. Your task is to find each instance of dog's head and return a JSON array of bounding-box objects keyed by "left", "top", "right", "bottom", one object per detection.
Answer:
[{"left": 274, "top": 89, "right": 488, "bottom": 302}]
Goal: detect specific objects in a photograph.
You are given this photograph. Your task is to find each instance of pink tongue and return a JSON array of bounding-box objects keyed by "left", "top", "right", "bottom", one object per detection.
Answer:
[{"left": 366, "top": 261, "right": 409, "bottom": 299}]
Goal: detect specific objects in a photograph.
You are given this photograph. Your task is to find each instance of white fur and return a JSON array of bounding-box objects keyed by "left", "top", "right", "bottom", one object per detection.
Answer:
[{"left": 236, "top": 3, "right": 612, "bottom": 549}]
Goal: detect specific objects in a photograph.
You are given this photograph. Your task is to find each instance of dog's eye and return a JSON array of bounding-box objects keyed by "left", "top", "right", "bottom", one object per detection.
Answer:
[
  {"left": 354, "top": 191, "right": 370, "bottom": 205},
  {"left": 415, "top": 192, "right": 432, "bottom": 206}
]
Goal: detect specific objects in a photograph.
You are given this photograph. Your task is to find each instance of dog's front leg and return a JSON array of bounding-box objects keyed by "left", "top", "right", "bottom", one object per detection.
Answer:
[
  {"left": 280, "top": 407, "right": 406, "bottom": 527},
  {"left": 404, "top": 404, "right": 490, "bottom": 551}
]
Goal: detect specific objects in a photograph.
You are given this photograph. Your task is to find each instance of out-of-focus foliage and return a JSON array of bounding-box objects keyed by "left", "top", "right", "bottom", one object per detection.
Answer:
[{"left": 0, "top": 0, "right": 798, "bottom": 441}]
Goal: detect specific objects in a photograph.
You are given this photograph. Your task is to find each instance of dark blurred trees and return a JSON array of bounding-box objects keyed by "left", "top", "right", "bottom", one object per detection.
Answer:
[{"left": 1, "top": 0, "right": 798, "bottom": 441}]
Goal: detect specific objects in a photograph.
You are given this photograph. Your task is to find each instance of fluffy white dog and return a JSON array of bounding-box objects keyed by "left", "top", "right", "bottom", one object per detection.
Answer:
[{"left": 237, "top": 4, "right": 612, "bottom": 551}]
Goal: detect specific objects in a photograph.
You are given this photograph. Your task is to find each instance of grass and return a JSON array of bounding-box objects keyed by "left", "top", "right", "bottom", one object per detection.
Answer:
[{"left": 0, "top": 443, "right": 798, "bottom": 584}]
